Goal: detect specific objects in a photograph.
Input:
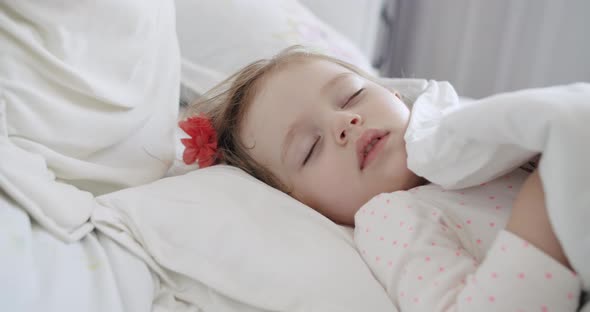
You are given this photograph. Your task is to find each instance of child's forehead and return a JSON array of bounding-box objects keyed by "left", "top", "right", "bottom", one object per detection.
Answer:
[
  {"left": 264, "top": 58, "right": 354, "bottom": 91},
  {"left": 246, "top": 59, "right": 344, "bottom": 118},
  {"left": 286, "top": 57, "right": 352, "bottom": 75}
]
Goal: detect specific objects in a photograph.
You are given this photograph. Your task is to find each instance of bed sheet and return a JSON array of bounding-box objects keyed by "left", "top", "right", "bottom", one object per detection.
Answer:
[{"left": 0, "top": 192, "right": 153, "bottom": 312}]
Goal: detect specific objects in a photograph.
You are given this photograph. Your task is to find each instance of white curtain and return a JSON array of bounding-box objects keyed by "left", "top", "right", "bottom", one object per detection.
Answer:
[{"left": 377, "top": 0, "right": 590, "bottom": 98}]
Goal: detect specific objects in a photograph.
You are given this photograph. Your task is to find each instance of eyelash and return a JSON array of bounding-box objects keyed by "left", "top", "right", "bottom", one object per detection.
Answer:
[
  {"left": 341, "top": 88, "right": 364, "bottom": 108},
  {"left": 303, "top": 136, "right": 320, "bottom": 166}
]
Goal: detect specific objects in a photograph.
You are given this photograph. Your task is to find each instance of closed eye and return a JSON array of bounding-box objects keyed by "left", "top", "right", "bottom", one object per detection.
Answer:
[
  {"left": 303, "top": 136, "right": 320, "bottom": 166},
  {"left": 341, "top": 88, "right": 364, "bottom": 108}
]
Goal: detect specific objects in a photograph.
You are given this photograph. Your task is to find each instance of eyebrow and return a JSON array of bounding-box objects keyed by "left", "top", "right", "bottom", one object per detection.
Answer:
[{"left": 320, "top": 72, "right": 356, "bottom": 95}]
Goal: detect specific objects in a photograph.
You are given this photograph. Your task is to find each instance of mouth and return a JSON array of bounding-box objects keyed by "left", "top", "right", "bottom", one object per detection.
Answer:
[{"left": 356, "top": 129, "right": 390, "bottom": 170}]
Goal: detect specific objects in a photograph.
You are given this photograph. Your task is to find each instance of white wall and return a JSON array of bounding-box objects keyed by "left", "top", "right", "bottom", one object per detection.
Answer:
[{"left": 299, "top": 0, "right": 383, "bottom": 60}]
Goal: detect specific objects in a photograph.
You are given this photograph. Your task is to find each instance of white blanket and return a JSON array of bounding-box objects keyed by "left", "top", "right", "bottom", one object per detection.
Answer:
[
  {"left": 0, "top": 0, "right": 179, "bottom": 241},
  {"left": 0, "top": 1, "right": 179, "bottom": 310},
  {"left": 0, "top": 193, "right": 154, "bottom": 312},
  {"left": 404, "top": 81, "right": 590, "bottom": 290}
]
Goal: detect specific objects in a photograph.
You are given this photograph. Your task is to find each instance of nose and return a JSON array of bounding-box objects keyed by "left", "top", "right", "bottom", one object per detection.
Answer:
[{"left": 332, "top": 112, "right": 362, "bottom": 145}]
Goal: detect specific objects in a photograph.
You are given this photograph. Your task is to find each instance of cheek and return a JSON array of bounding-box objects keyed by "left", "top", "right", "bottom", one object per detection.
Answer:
[
  {"left": 299, "top": 161, "right": 350, "bottom": 200},
  {"left": 370, "top": 91, "right": 409, "bottom": 121},
  {"left": 295, "top": 160, "right": 365, "bottom": 222}
]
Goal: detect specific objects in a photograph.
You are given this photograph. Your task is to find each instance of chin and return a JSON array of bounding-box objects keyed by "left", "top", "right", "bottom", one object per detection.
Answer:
[
  {"left": 330, "top": 209, "right": 356, "bottom": 226},
  {"left": 404, "top": 172, "right": 428, "bottom": 190},
  {"left": 380, "top": 170, "right": 421, "bottom": 193}
]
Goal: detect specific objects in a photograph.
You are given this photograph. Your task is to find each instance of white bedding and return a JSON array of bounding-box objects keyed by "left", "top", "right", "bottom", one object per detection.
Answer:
[
  {"left": 0, "top": 0, "right": 179, "bottom": 241},
  {"left": 0, "top": 0, "right": 179, "bottom": 310},
  {"left": 0, "top": 192, "right": 154, "bottom": 312},
  {"left": 91, "top": 166, "right": 397, "bottom": 312}
]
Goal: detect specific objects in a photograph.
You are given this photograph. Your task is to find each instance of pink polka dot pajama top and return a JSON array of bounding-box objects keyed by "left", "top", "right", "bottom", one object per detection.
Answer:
[{"left": 354, "top": 169, "right": 582, "bottom": 311}]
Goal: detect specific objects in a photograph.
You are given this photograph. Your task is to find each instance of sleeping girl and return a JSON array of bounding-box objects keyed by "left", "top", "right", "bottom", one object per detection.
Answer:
[{"left": 182, "top": 46, "right": 584, "bottom": 311}]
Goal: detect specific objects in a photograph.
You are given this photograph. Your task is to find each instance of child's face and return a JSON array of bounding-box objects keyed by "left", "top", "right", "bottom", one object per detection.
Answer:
[{"left": 240, "top": 59, "right": 422, "bottom": 225}]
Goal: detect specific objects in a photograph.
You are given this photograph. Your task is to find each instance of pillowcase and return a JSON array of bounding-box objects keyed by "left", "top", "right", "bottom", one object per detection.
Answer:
[
  {"left": 93, "top": 165, "right": 397, "bottom": 311},
  {"left": 174, "top": 0, "right": 377, "bottom": 94}
]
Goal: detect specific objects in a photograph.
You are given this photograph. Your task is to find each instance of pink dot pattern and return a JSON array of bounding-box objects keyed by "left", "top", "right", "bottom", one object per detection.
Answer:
[{"left": 354, "top": 171, "right": 582, "bottom": 311}]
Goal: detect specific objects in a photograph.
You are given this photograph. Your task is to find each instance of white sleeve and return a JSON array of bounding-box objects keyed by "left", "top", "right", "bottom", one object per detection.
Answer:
[{"left": 354, "top": 192, "right": 582, "bottom": 311}]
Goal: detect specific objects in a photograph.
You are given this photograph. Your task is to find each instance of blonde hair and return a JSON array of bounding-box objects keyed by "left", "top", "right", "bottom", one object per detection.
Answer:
[{"left": 185, "top": 46, "right": 376, "bottom": 193}]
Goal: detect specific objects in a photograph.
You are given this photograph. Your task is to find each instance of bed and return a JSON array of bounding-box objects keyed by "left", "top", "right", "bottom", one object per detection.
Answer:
[
  {"left": 0, "top": 1, "right": 403, "bottom": 311},
  {"left": 2, "top": 1, "right": 588, "bottom": 312}
]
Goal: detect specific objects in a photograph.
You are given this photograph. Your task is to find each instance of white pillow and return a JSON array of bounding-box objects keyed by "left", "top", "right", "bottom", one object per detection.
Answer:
[
  {"left": 174, "top": 0, "right": 377, "bottom": 94},
  {"left": 94, "top": 165, "right": 397, "bottom": 311}
]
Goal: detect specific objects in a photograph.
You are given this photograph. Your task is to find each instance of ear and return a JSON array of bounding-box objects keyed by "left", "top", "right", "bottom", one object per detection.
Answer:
[
  {"left": 386, "top": 87, "right": 410, "bottom": 108},
  {"left": 383, "top": 85, "right": 401, "bottom": 98}
]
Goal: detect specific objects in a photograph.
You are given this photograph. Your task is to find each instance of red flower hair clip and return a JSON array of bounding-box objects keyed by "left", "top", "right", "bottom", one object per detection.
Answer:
[{"left": 178, "top": 113, "right": 218, "bottom": 168}]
